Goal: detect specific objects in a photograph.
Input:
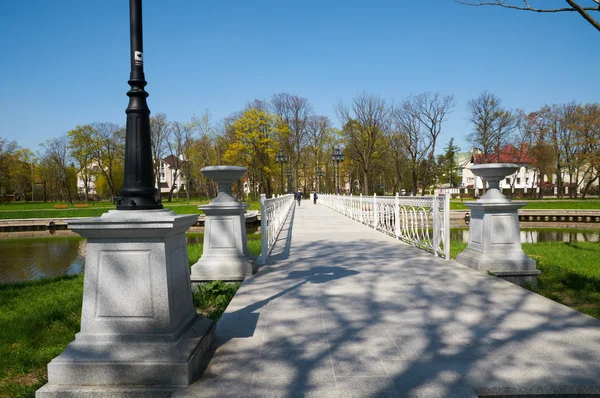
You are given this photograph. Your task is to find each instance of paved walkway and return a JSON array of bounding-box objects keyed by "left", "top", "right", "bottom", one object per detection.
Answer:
[{"left": 176, "top": 203, "right": 600, "bottom": 397}]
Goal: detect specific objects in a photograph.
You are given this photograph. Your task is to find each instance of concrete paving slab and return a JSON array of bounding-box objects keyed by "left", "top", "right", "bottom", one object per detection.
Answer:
[{"left": 177, "top": 203, "right": 600, "bottom": 397}]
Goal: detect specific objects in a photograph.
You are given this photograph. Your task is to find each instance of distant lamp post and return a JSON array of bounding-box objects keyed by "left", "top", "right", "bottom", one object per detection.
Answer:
[
  {"left": 332, "top": 147, "right": 344, "bottom": 193},
  {"left": 275, "top": 150, "right": 288, "bottom": 195},
  {"left": 285, "top": 169, "right": 292, "bottom": 193},
  {"left": 117, "top": 0, "right": 162, "bottom": 210},
  {"left": 316, "top": 167, "right": 323, "bottom": 192}
]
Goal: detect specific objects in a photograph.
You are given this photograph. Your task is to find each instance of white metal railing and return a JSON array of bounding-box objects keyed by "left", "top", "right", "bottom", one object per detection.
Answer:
[
  {"left": 321, "top": 192, "right": 451, "bottom": 259},
  {"left": 259, "top": 193, "right": 294, "bottom": 264}
]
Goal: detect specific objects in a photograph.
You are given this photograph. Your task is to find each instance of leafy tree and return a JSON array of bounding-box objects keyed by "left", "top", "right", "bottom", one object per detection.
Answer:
[
  {"left": 223, "top": 108, "right": 288, "bottom": 199},
  {"left": 67, "top": 125, "right": 96, "bottom": 201},
  {"left": 0, "top": 137, "right": 19, "bottom": 200},
  {"left": 88, "top": 122, "right": 125, "bottom": 201}
]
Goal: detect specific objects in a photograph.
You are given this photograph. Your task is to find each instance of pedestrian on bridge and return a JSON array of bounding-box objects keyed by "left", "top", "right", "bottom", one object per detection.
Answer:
[
  {"left": 313, "top": 192, "right": 318, "bottom": 205},
  {"left": 296, "top": 191, "right": 302, "bottom": 206}
]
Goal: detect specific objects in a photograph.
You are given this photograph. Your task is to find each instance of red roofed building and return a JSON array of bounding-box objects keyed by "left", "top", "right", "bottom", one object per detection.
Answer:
[{"left": 461, "top": 145, "right": 540, "bottom": 191}]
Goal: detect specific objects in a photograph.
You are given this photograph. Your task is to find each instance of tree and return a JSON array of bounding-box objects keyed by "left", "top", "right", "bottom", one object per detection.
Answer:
[
  {"left": 336, "top": 93, "right": 391, "bottom": 195},
  {"left": 89, "top": 122, "right": 125, "bottom": 202},
  {"left": 164, "top": 121, "right": 193, "bottom": 202},
  {"left": 150, "top": 113, "right": 169, "bottom": 190},
  {"left": 467, "top": 91, "right": 517, "bottom": 160},
  {"left": 40, "top": 135, "right": 76, "bottom": 205},
  {"left": 306, "top": 115, "right": 332, "bottom": 192},
  {"left": 0, "top": 137, "right": 19, "bottom": 200},
  {"left": 271, "top": 93, "right": 313, "bottom": 193},
  {"left": 413, "top": 92, "right": 456, "bottom": 195},
  {"left": 442, "top": 138, "right": 461, "bottom": 187},
  {"left": 456, "top": 0, "right": 600, "bottom": 32},
  {"left": 67, "top": 125, "right": 96, "bottom": 201},
  {"left": 223, "top": 108, "right": 288, "bottom": 198},
  {"left": 393, "top": 100, "right": 429, "bottom": 194}
]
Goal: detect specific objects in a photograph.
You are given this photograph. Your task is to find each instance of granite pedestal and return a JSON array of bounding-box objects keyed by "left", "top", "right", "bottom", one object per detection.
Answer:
[
  {"left": 36, "top": 210, "right": 215, "bottom": 397},
  {"left": 190, "top": 166, "right": 255, "bottom": 282},
  {"left": 456, "top": 164, "right": 540, "bottom": 286}
]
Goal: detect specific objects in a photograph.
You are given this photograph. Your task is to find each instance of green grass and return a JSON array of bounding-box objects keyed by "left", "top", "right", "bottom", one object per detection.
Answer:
[
  {"left": 0, "top": 199, "right": 254, "bottom": 220},
  {"left": 0, "top": 234, "right": 261, "bottom": 397},
  {"left": 193, "top": 281, "right": 241, "bottom": 321},
  {"left": 0, "top": 275, "right": 84, "bottom": 397},
  {"left": 449, "top": 237, "right": 600, "bottom": 319}
]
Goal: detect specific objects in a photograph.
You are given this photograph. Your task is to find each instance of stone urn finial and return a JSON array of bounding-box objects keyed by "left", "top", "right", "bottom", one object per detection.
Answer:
[
  {"left": 471, "top": 163, "right": 519, "bottom": 202},
  {"left": 201, "top": 166, "right": 247, "bottom": 206}
]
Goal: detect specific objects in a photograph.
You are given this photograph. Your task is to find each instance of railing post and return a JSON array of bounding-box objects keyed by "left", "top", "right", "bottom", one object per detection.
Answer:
[
  {"left": 373, "top": 193, "right": 378, "bottom": 229},
  {"left": 359, "top": 193, "right": 363, "bottom": 224},
  {"left": 259, "top": 194, "right": 267, "bottom": 265},
  {"left": 444, "top": 192, "right": 450, "bottom": 260},
  {"left": 395, "top": 192, "right": 400, "bottom": 239},
  {"left": 432, "top": 195, "right": 440, "bottom": 256}
]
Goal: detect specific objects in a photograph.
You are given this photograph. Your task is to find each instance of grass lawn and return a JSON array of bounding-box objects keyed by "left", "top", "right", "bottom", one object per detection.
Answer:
[
  {"left": 449, "top": 237, "right": 600, "bottom": 319},
  {"left": 0, "top": 234, "right": 261, "bottom": 397},
  {"left": 0, "top": 199, "right": 261, "bottom": 220}
]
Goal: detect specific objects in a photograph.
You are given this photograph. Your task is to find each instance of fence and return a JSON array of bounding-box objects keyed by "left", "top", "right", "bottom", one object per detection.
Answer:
[
  {"left": 321, "top": 193, "right": 451, "bottom": 259},
  {"left": 259, "top": 193, "right": 295, "bottom": 264}
]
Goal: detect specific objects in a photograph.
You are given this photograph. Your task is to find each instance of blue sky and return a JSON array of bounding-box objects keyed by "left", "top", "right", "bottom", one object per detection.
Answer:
[{"left": 0, "top": 0, "right": 597, "bottom": 154}]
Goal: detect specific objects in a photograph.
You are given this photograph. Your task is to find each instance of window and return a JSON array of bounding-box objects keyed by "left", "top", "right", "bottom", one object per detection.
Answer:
[
  {"left": 525, "top": 177, "right": 529, "bottom": 184},
  {"left": 505, "top": 178, "right": 510, "bottom": 184},
  {"left": 159, "top": 164, "right": 166, "bottom": 182},
  {"left": 517, "top": 178, "right": 521, "bottom": 184}
]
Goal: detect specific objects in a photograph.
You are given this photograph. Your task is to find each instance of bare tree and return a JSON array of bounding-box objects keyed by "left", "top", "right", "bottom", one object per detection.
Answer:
[
  {"left": 150, "top": 113, "right": 169, "bottom": 189},
  {"left": 393, "top": 100, "right": 430, "bottom": 194},
  {"left": 467, "top": 91, "right": 517, "bottom": 160},
  {"left": 165, "top": 121, "right": 193, "bottom": 202},
  {"left": 413, "top": 92, "right": 456, "bottom": 195},
  {"left": 41, "top": 135, "right": 76, "bottom": 205},
  {"left": 336, "top": 93, "right": 391, "bottom": 194},
  {"left": 306, "top": 115, "right": 332, "bottom": 191},
  {"left": 271, "top": 93, "right": 313, "bottom": 193},
  {"left": 456, "top": 0, "right": 600, "bottom": 32}
]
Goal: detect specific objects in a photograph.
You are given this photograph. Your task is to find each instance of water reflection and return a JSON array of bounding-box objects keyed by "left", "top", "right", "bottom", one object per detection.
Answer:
[
  {"left": 0, "top": 237, "right": 85, "bottom": 284},
  {"left": 451, "top": 229, "right": 600, "bottom": 244},
  {"left": 0, "top": 226, "right": 259, "bottom": 284}
]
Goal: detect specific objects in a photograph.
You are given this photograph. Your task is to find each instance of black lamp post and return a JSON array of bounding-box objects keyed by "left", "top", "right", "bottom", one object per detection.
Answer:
[
  {"left": 332, "top": 147, "right": 344, "bottom": 194},
  {"left": 117, "top": 0, "right": 162, "bottom": 210},
  {"left": 285, "top": 169, "right": 292, "bottom": 193},
  {"left": 275, "top": 150, "right": 288, "bottom": 195},
  {"left": 316, "top": 167, "right": 323, "bottom": 192}
]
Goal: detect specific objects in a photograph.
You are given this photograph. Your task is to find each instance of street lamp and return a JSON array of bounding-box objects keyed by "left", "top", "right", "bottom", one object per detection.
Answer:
[
  {"left": 285, "top": 169, "right": 292, "bottom": 193},
  {"left": 275, "top": 150, "right": 288, "bottom": 195},
  {"left": 316, "top": 167, "right": 323, "bottom": 192},
  {"left": 332, "top": 147, "right": 344, "bottom": 193},
  {"left": 117, "top": 0, "right": 162, "bottom": 210}
]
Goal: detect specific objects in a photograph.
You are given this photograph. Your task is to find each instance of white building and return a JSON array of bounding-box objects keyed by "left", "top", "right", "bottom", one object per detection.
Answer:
[
  {"left": 461, "top": 145, "right": 538, "bottom": 191},
  {"left": 158, "top": 155, "right": 186, "bottom": 196}
]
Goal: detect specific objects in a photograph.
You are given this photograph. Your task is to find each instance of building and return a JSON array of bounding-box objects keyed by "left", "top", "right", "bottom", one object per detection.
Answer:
[
  {"left": 461, "top": 145, "right": 538, "bottom": 190},
  {"left": 158, "top": 155, "right": 186, "bottom": 196}
]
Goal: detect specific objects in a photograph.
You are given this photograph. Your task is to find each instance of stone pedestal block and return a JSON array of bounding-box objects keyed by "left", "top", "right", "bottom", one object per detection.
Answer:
[
  {"left": 36, "top": 210, "right": 215, "bottom": 397},
  {"left": 190, "top": 204, "right": 255, "bottom": 281},
  {"left": 456, "top": 164, "right": 540, "bottom": 286},
  {"left": 190, "top": 166, "right": 255, "bottom": 282}
]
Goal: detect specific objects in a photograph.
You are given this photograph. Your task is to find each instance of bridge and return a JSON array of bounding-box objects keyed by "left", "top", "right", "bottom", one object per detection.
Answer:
[{"left": 176, "top": 200, "right": 600, "bottom": 397}]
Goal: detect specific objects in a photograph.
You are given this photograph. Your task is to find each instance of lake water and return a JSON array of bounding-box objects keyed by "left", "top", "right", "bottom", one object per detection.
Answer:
[
  {"left": 451, "top": 229, "right": 600, "bottom": 244},
  {"left": 0, "top": 227, "right": 598, "bottom": 284}
]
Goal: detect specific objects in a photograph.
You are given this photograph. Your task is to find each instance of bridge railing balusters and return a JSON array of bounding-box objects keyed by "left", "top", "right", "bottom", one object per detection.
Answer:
[
  {"left": 259, "top": 193, "right": 294, "bottom": 264},
  {"left": 321, "top": 192, "right": 450, "bottom": 259}
]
